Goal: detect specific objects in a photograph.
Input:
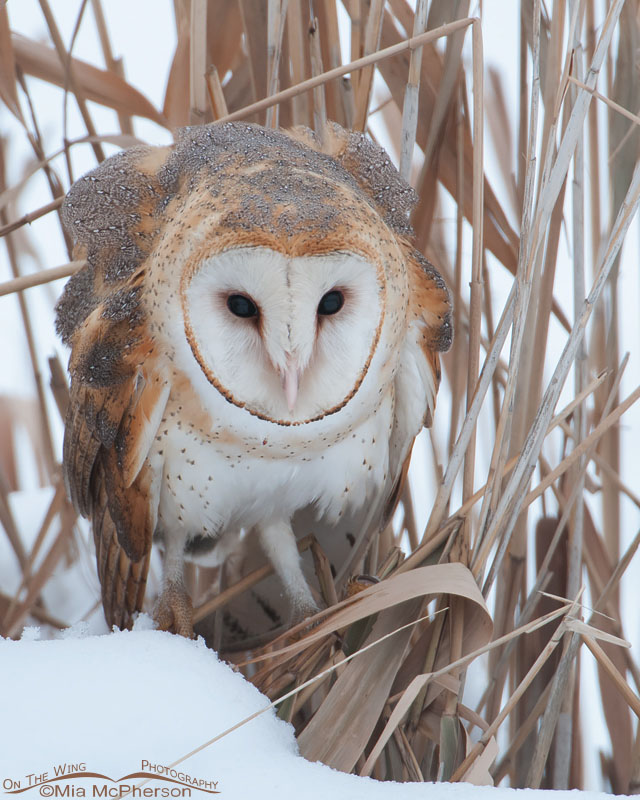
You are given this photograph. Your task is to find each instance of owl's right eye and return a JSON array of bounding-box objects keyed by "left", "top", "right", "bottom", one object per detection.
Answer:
[{"left": 227, "top": 294, "right": 258, "bottom": 318}]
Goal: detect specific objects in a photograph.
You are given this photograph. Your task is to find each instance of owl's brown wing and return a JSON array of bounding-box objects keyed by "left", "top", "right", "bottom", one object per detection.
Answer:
[
  {"left": 63, "top": 308, "right": 170, "bottom": 629},
  {"left": 89, "top": 469, "right": 152, "bottom": 630},
  {"left": 55, "top": 144, "right": 174, "bottom": 628}
]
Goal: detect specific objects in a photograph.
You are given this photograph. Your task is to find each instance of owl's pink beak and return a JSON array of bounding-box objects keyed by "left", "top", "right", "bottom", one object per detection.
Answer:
[{"left": 282, "top": 354, "right": 300, "bottom": 412}]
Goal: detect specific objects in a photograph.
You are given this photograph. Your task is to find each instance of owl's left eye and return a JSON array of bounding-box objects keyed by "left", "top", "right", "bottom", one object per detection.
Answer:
[
  {"left": 227, "top": 294, "right": 258, "bottom": 318},
  {"left": 318, "top": 290, "right": 344, "bottom": 316}
]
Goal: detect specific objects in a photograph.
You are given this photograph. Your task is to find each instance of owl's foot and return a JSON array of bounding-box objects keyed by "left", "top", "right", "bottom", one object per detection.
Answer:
[
  {"left": 290, "top": 594, "right": 320, "bottom": 626},
  {"left": 345, "top": 574, "right": 380, "bottom": 598},
  {"left": 287, "top": 597, "right": 322, "bottom": 643},
  {"left": 258, "top": 519, "right": 320, "bottom": 626},
  {"left": 154, "top": 582, "right": 194, "bottom": 638}
]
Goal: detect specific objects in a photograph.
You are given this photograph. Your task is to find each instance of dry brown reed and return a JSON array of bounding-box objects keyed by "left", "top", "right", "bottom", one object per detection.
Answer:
[{"left": 1, "top": 0, "right": 640, "bottom": 791}]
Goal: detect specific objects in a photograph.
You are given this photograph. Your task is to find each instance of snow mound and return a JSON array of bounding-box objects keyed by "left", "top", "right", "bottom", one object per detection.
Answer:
[{"left": 0, "top": 629, "right": 626, "bottom": 799}]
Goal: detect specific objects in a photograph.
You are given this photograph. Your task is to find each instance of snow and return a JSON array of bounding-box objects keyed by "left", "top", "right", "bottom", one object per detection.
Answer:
[{"left": 0, "top": 629, "right": 631, "bottom": 800}]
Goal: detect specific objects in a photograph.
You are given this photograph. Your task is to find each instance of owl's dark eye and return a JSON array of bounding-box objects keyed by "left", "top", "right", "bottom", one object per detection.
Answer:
[
  {"left": 227, "top": 294, "right": 258, "bottom": 318},
  {"left": 318, "top": 290, "right": 344, "bottom": 316}
]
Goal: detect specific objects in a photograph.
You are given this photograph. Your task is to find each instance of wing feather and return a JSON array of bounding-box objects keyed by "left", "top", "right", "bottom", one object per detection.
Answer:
[
  {"left": 118, "top": 376, "right": 171, "bottom": 488},
  {"left": 90, "top": 454, "right": 154, "bottom": 630},
  {"left": 62, "top": 320, "right": 168, "bottom": 628},
  {"left": 63, "top": 396, "right": 101, "bottom": 516}
]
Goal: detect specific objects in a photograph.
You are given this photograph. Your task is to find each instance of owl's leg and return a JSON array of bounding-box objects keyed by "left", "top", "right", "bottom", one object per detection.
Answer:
[
  {"left": 154, "top": 531, "right": 194, "bottom": 638},
  {"left": 258, "top": 520, "right": 319, "bottom": 623}
]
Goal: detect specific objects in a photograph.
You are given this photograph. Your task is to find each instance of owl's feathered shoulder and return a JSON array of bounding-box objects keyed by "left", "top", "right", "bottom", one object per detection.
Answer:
[{"left": 287, "top": 123, "right": 417, "bottom": 238}]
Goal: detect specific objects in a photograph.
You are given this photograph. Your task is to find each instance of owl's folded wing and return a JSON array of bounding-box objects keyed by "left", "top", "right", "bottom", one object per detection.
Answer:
[
  {"left": 377, "top": 246, "right": 451, "bottom": 527},
  {"left": 63, "top": 309, "right": 169, "bottom": 629},
  {"left": 389, "top": 245, "right": 452, "bottom": 480}
]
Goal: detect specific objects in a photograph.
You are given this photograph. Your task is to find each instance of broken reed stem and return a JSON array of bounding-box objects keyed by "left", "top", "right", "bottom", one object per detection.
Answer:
[
  {"left": 583, "top": 636, "right": 640, "bottom": 720},
  {"left": 399, "top": 0, "right": 427, "bottom": 181},
  {"left": 0, "top": 197, "right": 64, "bottom": 238},
  {"left": 0, "top": 216, "right": 56, "bottom": 481},
  {"left": 460, "top": 18, "right": 484, "bottom": 561},
  {"left": 352, "top": 0, "right": 384, "bottom": 131},
  {"left": 206, "top": 66, "right": 229, "bottom": 120},
  {"left": 218, "top": 19, "right": 478, "bottom": 125},
  {"left": 37, "top": 0, "right": 105, "bottom": 163},
  {"left": 472, "top": 0, "right": 540, "bottom": 573},
  {"left": 0, "top": 261, "right": 84, "bottom": 297},
  {"left": 568, "top": 74, "right": 640, "bottom": 129},
  {"left": 90, "top": 0, "right": 132, "bottom": 134},
  {"left": 361, "top": 602, "right": 574, "bottom": 778},
  {"left": 454, "top": 625, "right": 567, "bottom": 782},
  {"left": 308, "top": 16, "right": 327, "bottom": 146},
  {"left": 265, "top": 0, "right": 288, "bottom": 129},
  {"left": 189, "top": 0, "right": 207, "bottom": 123},
  {"left": 480, "top": 153, "right": 640, "bottom": 598}
]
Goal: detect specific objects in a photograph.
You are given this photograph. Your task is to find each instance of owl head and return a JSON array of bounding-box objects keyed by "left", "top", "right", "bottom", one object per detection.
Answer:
[
  {"left": 183, "top": 243, "right": 387, "bottom": 423},
  {"left": 56, "top": 122, "right": 451, "bottom": 429}
]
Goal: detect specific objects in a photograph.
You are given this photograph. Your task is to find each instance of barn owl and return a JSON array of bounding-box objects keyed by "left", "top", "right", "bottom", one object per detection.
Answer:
[{"left": 55, "top": 121, "right": 452, "bottom": 638}]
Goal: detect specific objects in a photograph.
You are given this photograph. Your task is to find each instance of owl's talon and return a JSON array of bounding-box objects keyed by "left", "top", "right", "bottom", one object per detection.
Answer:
[
  {"left": 345, "top": 574, "right": 380, "bottom": 598},
  {"left": 287, "top": 600, "right": 323, "bottom": 642},
  {"left": 154, "top": 583, "right": 194, "bottom": 638}
]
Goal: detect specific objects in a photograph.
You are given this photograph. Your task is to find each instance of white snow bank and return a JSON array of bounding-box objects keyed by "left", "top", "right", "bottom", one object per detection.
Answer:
[{"left": 0, "top": 629, "right": 626, "bottom": 799}]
